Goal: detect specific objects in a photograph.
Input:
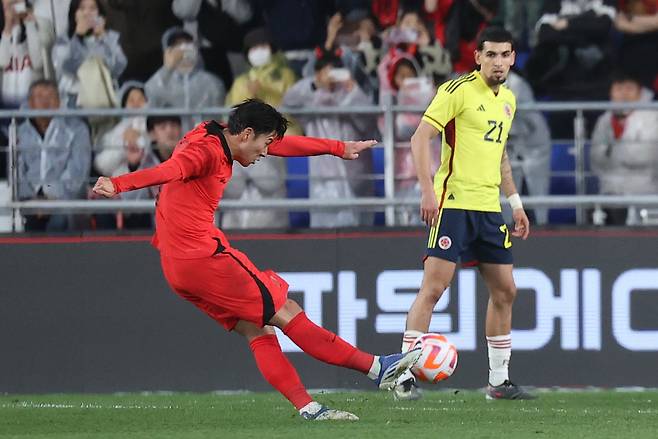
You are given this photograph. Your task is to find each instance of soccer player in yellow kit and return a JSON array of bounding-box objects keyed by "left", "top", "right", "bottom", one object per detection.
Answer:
[{"left": 395, "top": 27, "right": 535, "bottom": 400}]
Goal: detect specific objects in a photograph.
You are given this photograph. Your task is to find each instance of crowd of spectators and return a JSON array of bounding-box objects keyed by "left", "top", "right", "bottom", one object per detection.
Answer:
[{"left": 0, "top": 0, "right": 657, "bottom": 231}]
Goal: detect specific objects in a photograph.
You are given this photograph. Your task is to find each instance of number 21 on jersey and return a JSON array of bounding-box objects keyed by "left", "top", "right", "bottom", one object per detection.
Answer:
[{"left": 484, "top": 120, "right": 503, "bottom": 143}]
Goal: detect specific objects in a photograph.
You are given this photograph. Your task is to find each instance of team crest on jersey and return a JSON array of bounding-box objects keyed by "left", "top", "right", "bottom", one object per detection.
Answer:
[
  {"left": 438, "top": 235, "right": 452, "bottom": 250},
  {"left": 503, "top": 102, "right": 513, "bottom": 119}
]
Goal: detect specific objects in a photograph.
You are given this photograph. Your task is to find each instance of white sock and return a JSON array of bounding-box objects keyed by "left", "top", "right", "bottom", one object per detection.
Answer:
[
  {"left": 367, "top": 356, "right": 381, "bottom": 380},
  {"left": 402, "top": 330, "right": 423, "bottom": 352},
  {"left": 299, "top": 401, "right": 322, "bottom": 415},
  {"left": 487, "top": 334, "right": 511, "bottom": 386}
]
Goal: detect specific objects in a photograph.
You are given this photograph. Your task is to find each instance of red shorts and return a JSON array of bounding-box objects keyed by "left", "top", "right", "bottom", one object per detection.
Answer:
[{"left": 159, "top": 244, "right": 289, "bottom": 331}]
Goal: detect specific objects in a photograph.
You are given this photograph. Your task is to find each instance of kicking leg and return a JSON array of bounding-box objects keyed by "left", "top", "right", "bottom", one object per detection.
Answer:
[
  {"left": 479, "top": 263, "right": 534, "bottom": 399},
  {"left": 269, "top": 299, "right": 421, "bottom": 390},
  {"left": 235, "top": 320, "right": 358, "bottom": 420}
]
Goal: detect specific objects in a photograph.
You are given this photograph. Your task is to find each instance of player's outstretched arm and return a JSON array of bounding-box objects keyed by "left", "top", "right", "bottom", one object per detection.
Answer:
[
  {"left": 92, "top": 159, "right": 184, "bottom": 197},
  {"left": 500, "top": 147, "right": 530, "bottom": 240},
  {"left": 268, "top": 135, "right": 377, "bottom": 159}
]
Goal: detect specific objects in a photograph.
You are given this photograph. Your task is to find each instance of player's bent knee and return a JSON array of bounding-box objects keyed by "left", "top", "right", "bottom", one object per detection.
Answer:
[
  {"left": 420, "top": 282, "right": 450, "bottom": 304},
  {"left": 235, "top": 320, "right": 275, "bottom": 341},
  {"left": 281, "top": 299, "right": 302, "bottom": 314},
  {"left": 268, "top": 299, "right": 303, "bottom": 328},
  {"left": 491, "top": 286, "right": 517, "bottom": 307}
]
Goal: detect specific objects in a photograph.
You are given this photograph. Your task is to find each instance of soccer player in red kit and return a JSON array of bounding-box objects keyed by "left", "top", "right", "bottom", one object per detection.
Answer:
[{"left": 93, "top": 99, "right": 421, "bottom": 421}]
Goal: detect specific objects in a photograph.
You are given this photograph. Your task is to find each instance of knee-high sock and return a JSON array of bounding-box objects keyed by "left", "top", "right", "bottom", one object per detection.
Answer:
[
  {"left": 249, "top": 334, "right": 313, "bottom": 410},
  {"left": 402, "top": 330, "right": 423, "bottom": 352},
  {"left": 486, "top": 334, "right": 511, "bottom": 386},
  {"left": 283, "top": 312, "right": 375, "bottom": 375}
]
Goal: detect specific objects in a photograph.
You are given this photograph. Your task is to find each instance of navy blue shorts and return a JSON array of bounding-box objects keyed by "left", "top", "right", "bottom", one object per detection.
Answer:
[{"left": 426, "top": 209, "right": 513, "bottom": 265}]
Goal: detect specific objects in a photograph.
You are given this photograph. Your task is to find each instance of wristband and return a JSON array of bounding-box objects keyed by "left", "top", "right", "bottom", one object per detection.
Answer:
[{"left": 508, "top": 193, "right": 523, "bottom": 210}]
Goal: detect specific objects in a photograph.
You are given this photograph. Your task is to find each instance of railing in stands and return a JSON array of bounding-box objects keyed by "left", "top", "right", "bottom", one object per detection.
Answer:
[{"left": 1, "top": 100, "right": 658, "bottom": 231}]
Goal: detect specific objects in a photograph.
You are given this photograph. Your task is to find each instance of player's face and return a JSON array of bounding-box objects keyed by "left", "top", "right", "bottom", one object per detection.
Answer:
[
  {"left": 238, "top": 129, "right": 276, "bottom": 166},
  {"left": 475, "top": 41, "right": 515, "bottom": 87}
]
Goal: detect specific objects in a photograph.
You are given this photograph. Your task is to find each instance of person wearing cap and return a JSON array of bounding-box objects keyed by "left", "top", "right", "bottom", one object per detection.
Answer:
[{"left": 144, "top": 26, "right": 225, "bottom": 131}]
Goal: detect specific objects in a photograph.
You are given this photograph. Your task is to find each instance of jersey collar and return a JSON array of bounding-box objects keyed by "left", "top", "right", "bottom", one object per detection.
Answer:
[
  {"left": 205, "top": 120, "right": 233, "bottom": 164},
  {"left": 473, "top": 70, "right": 502, "bottom": 98}
]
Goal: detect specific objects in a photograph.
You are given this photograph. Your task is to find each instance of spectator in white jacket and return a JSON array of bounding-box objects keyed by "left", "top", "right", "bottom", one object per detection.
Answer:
[
  {"left": 283, "top": 50, "right": 375, "bottom": 228},
  {"left": 0, "top": 0, "right": 54, "bottom": 108},
  {"left": 17, "top": 79, "right": 91, "bottom": 231},
  {"left": 590, "top": 73, "right": 658, "bottom": 225},
  {"left": 93, "top": 80, "right": 149, "bottom": 176},
  {"left": 145, "top": 27, "right": 225, "bottom": 131},
  {"left": 51, "top": 0, "right": 127, "bottom": 107}
]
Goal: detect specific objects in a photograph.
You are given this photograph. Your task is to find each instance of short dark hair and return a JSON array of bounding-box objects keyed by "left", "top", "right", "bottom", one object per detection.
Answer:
[
  {"left": 120, "top": 85, "right": 145, "bottom": 108},
  {"left": 165, "top": 28, "right": 194, "bottom": 48},
  {"left": 68, "top": 0, "right": 107, "bottom": 38},
  {"left": 28, "top": 79, "right": 58, "bottom": 97},
  {"left": 476, "top": 27, "right": 515, "bottom": 52},
  {"left": 146, "top": 115, "right": 182, "bottom": 132},
  {"left": 611, "top": 70, "right": 642, "bottom": 86},
  {"left": 227, "top": 99, "right": 288, "bottom": 140}
]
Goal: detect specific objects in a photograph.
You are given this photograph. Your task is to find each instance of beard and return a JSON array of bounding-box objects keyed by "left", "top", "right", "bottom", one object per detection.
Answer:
[{"left": 483, "top": 71, "right": 508, "bottom": 87}]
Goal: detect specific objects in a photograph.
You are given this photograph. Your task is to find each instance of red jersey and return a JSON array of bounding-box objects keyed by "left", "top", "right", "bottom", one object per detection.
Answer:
[{"left": 111, "top": 120, "right": 345, "bottom": 259}]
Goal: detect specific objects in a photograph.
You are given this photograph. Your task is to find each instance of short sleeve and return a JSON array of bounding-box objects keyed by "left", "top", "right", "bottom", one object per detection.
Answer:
[{"left": 422, "top": 81, "right": 465, "bottom": 131}]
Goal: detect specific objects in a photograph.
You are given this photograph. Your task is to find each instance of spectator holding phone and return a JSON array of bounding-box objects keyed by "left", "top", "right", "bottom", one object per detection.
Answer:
[
  {"left": 0, "top": 0, "right": 54, "bottom": 108},
  {"left": 283, "top": 50, "right": 375, "bottom": 228},
  {"left": 380, "top": 51, "right": 439, "bottom": 225},
  {"left": 145, "top": 26, "right": 225, "bottom": 131},
  {"left": 51, "top": 0, "right": 126, "bottom": 108}
]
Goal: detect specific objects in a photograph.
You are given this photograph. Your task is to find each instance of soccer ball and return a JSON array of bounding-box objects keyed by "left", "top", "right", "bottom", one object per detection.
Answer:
[{"left": 410, "top": 333, "right": 458, "bottom": 383}]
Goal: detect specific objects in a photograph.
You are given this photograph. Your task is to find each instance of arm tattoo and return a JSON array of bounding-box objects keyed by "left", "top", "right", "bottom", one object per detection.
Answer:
[{"left": 500, "top": 147, "right": 518, "bottom": 197}]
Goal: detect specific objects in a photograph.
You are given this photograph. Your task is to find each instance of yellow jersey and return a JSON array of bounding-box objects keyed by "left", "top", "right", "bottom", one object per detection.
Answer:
[{"left": 422, "top": 70, "right": 516, "bottom": 212}]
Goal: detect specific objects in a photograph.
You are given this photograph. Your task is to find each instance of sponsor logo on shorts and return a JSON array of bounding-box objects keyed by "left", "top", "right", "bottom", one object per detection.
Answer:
[{"left": 438, "top": 236, "right": 452, "bottom": 250}]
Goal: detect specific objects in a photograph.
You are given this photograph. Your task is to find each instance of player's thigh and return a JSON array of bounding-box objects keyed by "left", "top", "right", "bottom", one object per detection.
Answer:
[
  {"left": 478, "top": 262, "right": 516, "bottom": 303},
  {"left": 470, "top": 212, "right": 514, "bottom": 265},
  {"left": 419, "top": 256, "right": 457, "bottom": 300},
  {"left": 166, "top": 284, "right": 242, "bottom": 331},
  {"left": 426, "top": 208, "right": 472, "bottom": 263},
  {"left": 234, "top": 321, "right": 276, "bottom": 342},
  {"left": 161, "top": 250, "right": 289, "bottom": 330}
]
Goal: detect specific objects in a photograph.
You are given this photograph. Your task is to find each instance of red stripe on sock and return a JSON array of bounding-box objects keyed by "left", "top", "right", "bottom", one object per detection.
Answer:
[
  {"left": 283, "top": 312, "right": 374, "bottom": 374},
  {"left": 249, "top": 334, "right": 312, "bottom": 410}
]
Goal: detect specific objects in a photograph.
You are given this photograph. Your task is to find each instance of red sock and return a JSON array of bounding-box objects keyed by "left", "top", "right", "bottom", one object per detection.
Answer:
[
  {"left": 282, "top": 312, "right": 374, "bottom": 374},
  {"left": 249, "top": 334, "right": 313, "bottom": 410}
]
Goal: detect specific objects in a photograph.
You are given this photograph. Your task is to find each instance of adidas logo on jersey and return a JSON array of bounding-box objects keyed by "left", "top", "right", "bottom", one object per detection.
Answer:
[
  {"left": 477, "top": 104, "right": 486, "bottom": 112},
  {"left": 448, "top": 193, "right": 455, "bottom": 200}
]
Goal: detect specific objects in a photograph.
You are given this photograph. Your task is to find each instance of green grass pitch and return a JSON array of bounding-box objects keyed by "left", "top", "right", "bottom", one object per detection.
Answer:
[{"left": 1, "top": 390, "right": 657, "bottom": 438}]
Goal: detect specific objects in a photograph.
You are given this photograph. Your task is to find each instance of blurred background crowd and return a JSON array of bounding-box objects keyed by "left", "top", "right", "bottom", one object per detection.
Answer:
[{"left": 1, "top": 0, "right": 657, "bottom": 232}]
